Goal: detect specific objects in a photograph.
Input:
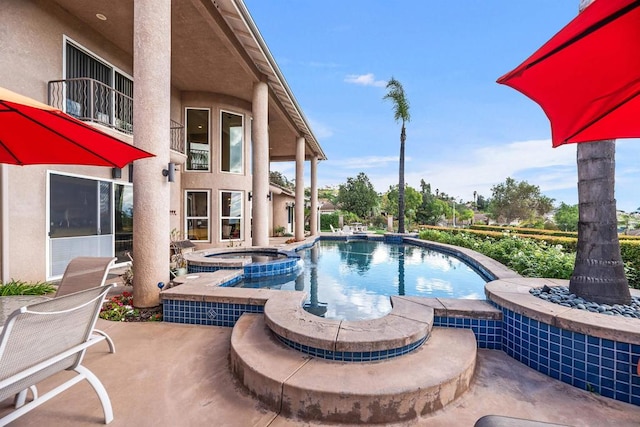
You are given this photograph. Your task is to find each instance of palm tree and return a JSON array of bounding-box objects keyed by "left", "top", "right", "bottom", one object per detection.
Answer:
[
  {"left": 569, "top": 141, "right": 631, "bottom": 304},
  {"left": 569, "top": 0, "right": 631, "bottom": 305},
  {"left": 383, "top": 78, "right": 411, "bottom": 233}
]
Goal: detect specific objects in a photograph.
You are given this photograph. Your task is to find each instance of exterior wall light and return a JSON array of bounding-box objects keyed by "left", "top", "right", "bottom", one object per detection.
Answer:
[{"left": 162, "top": 162, "right": 176, "bottom": 182}]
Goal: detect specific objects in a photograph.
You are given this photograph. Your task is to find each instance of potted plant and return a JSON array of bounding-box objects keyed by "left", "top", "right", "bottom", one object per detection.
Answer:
[{"left": 170, "top": 229, "right": 188, "bottom": 276}]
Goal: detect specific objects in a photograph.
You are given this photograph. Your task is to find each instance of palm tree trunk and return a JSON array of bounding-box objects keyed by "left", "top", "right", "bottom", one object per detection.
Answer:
[
  {"left": 569, "top": 140, "right": 631, "bottom": 305},
  {"left": 398, "top": 124, "right": 406, "bottom": 233}
]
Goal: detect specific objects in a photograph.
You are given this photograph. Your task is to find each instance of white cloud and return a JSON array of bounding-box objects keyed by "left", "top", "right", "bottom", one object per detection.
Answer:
[
  {"left": 401, "top": 139, "right": 577, "bottom": 200},
  {"left": 344, "top": 73, "right": 387, "bottom": 88},
  {"left": 338, "top": 139, "right": 577, "bottom": 201}
]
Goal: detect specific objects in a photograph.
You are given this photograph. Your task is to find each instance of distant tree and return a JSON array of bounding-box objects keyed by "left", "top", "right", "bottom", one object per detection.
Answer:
[
  {"left": 446, "top": 200, "right": 473, "bottom": 226},
  {"left": 424, "top": 198, "right": 449, "bottom": 225},
  {"left": 457, "top": 207, "right": 474, "bottom": 225},
  {"left": 618, "top": 212, "right": 634, "bottom": 235},
  {"left": 336, "top": 172, "right": 379, "bottom": 219},
  {"left": 476, "top": 195, "right": 489, "bottom": 211},
  {"left": 318, "top": 187, "right": 338, "bottom": 204},
  {"left": 488, "top": 177, "right": 555, "bottom": 224},
  {"left": 385, "top": 185, "right": 422, "bottom": 228},
  {"left": 269, "top": 171, "right": 294, "bottom": 189},
  {"left": 383, "top": 77, "right": 410, "bottom": 233},
  {"left": 554, "top": 202, "right": 579, "bottom": 232}
]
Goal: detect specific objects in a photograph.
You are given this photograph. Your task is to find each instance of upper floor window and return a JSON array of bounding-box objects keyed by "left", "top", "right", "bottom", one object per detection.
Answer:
[
  {"left": 220, "top": 111, "right": 244, "bottom": 174},
  {"left": 64, "top": 42, "right": 133, "bottom": 133},
  {"left": 186, "top": 108, "right": 210, "bottom": 171}
]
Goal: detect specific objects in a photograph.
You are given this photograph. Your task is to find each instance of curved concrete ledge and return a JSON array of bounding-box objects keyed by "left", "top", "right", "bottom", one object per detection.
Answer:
[
  {"left": 231, "top": 313, "right": 477, "bottom": 424},
  {"left": 171, "top": 271, "right": 242, "bottom": 288},
  {"left": 264, "top": 291, "right": 433, "bottom": 356},
  {"left": 185, "top": 247, "right": 298, "bottom": 269},
  {"left": 485, "top": 277, "right": 640, "bottom": 345}
]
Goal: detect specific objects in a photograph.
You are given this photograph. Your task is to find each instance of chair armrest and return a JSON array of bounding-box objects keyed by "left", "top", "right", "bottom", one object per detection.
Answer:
[{"left": 0, "top": 335, "right": 105, "bottom": 391}]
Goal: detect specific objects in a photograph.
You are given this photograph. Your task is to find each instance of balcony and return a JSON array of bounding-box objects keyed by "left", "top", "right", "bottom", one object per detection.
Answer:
[{"left": 48, "top": 78, "right": 184, "bottom": 153}]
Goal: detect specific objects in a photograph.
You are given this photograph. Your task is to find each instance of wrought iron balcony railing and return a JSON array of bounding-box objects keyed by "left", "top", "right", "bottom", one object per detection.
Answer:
[
  {"left": 48, "top": 78, "right": 185, "bottom": 154},
  {"left": 170, "top": 119, "right": 185, "bottom": 154}
]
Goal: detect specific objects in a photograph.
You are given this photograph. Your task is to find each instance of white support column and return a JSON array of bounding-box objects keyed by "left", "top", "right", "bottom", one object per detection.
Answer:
[
  {"left": 295, "top": 137, "right": 305, "bottom": 241},
  {"left": 132, "top": 0, "right": 171, "bottom": 308},
  {"left": 251, "top": 80, "right": 269, "bottom": 247},
  {"left": 310, "top": 155, "right": 318, "bottom": 235}
]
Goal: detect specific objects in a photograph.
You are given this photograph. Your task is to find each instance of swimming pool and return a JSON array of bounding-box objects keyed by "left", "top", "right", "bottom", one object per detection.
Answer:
[{"left": 236, "top": 240, "right": 488, "bottom": 320}]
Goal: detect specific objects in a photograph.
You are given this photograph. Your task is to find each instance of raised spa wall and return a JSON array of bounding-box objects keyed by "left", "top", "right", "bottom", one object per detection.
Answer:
[{"left": 161, "top": 234, "right": 640, "bottom": 407}]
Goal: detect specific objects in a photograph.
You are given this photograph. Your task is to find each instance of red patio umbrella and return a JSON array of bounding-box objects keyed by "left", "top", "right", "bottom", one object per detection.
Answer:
[
  {"left": 0, "top": 86, "right": 154, "bottom": 167},
  {"left": 497, "top": 0, "right": 640, "bottom": 147}
]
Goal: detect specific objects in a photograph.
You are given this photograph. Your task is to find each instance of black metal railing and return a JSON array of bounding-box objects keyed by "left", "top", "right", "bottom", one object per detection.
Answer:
[
  {"left": 48, "top": 78, "right": 185, "bottom": 154},
  {"left": 187, "top": 148, "right": 209, "bottom": 170},
  {"left": 48, "top": 78, "right": 133, "bottom": 134},
  {"left": 170, "top": 119, "right": 185, "bottom": 154}
]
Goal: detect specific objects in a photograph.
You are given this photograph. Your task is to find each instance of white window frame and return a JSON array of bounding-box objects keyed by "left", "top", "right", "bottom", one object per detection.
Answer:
[
  {"left": 185, "top": 190, "right": 210, "bottom": 242},
  {"left": 219, "top": 110, "right": 244, "bottom": 174},
  {"left": 220, "top": 190, "right": 243, "bottom": 241},
  {"left": 185, "top": 108, "right": 212, "bottom": 172}
]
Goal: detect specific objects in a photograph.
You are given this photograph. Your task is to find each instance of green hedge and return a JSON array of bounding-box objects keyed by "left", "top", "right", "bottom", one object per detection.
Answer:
[
  {"left": 469, "top": 224, "right": 578, "bottom": 238},
  {"left": 421, "top": 225, "right": 579, "bottom": 251},
  {"left": 418, "top": 227, "right": 640, "bottom": 289},
  {"left": 320, "top": 213, "right": 340, "bottom": 231}
]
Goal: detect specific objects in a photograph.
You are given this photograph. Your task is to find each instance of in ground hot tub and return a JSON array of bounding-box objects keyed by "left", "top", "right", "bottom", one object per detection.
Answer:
[{"left": 184, "top": 248, "right": 302, "bottom": 279}]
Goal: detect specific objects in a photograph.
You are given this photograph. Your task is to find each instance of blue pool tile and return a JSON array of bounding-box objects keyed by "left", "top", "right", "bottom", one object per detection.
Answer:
[{"left": 587, "top": 344, "right": 599, "bottom": 355}]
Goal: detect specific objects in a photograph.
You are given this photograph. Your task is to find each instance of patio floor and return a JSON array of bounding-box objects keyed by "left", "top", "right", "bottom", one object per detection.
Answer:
[{"left": 2, "top": 319, "right": 639, "bottom": 426}]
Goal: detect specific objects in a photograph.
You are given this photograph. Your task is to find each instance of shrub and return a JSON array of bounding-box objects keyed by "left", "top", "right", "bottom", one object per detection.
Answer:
[
  {"left": 99, "top": 291, "right": 162, "bottom": 322},
  {"left": 0, "top": 280, "right": 56, "bottom": 296},
  {"left": 371, "top": 214, "right": 388, "bottom": 229},
  {"left": 274, "top": 225, "right": 285, "bottom": 237},
  {"left": 320, "top": 213, "right": 340, "bottom": 231},
  {"left": 419, "top": 229, "right": 576, "bottom": 282}
]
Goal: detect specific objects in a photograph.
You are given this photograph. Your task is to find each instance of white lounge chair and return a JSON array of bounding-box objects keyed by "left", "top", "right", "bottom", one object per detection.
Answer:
[
  {"left": 0, "top": 285, "right": 115, "bottom": 425},
  {"left": 55, "top": 257, "right": 117, "bottom": 353},
  {"left": 330, "top": 224, "right": 341, "bottom": 234}
]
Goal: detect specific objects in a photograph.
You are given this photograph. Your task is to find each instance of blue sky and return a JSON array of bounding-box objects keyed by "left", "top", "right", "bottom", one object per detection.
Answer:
[{"left": 244, "top": 0, "right": 640, "bottom": 212}]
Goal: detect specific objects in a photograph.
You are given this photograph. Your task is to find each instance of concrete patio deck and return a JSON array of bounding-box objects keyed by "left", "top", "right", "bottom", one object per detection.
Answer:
[{"left": 2, "top": 319, "right": 639, "bottom": 427}]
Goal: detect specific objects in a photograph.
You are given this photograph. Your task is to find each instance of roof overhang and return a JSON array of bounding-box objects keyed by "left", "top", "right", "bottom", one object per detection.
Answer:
[{"left": 49, "top": 0, "right": 326, "bottom": 162}]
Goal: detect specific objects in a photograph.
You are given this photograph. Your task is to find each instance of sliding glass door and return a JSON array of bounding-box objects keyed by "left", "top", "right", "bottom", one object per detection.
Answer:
[{"left": 48, "top": 173, "right": 132, "bottom": 278}]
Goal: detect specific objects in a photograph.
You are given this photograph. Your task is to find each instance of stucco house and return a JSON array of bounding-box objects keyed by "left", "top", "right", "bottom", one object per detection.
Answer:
[
  {"left": 269, "top": 183, "right": 296, "bottom": 236},
  {"left": 0, "top": 0, "right": 326, "bottom": 293}
]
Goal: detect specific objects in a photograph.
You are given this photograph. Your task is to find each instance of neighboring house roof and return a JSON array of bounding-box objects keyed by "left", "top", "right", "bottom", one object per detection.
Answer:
[
  {"left": 319, "top": 200, "right": 336, "bottom": 212},
  {"left": 269, "top": 183, "right": 295, "bottom": 198},
  {"left": 473, "top": 213, "right": 489, "bottom": 223}
]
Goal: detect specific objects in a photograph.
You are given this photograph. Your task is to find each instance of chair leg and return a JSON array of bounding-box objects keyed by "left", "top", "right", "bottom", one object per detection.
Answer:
[
  {"left": 75, "top": 365, "right": 113, "bottom": 424},
  {"left": 93, "top": 329, "right": 116, "bottom": 354},
  {"left": 14, "top": 386, "right": 37, "bottom": 408}
]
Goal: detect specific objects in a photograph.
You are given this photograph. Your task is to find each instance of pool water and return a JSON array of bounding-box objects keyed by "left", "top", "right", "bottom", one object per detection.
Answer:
[{"left": 236, "top": 240, "right": 488, "bottom": 321}]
